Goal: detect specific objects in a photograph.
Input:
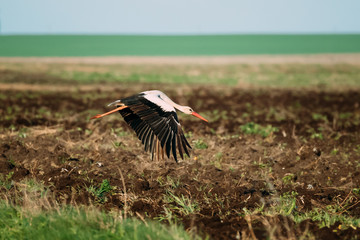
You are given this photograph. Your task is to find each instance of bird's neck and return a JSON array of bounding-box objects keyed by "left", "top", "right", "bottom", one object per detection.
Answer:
[
  {"left": 173, "top": 104, "right": 187, "bottom": 112},
  {"left": 162, "top": 95, "right": 186, "bottom": 112}
]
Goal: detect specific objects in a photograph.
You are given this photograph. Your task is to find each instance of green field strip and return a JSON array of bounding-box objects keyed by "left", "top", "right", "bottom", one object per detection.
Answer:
[{"left": 0, "top": 34, "right": 359, "bottom": 57}]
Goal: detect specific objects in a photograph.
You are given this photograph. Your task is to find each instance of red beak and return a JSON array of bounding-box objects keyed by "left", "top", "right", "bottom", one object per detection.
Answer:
[{"left": 191, "top": 112, "right": 208, "bottom": 122}]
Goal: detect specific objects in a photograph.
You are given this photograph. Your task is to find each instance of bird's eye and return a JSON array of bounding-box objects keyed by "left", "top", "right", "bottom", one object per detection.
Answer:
[{"left": 189, "top": 108, "right": 193, "bottom": 112}]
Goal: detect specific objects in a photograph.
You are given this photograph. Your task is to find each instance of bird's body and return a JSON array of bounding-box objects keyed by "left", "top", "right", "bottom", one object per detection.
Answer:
[{"left": 91, "top": 90, "right": 207, "bottom": 162}]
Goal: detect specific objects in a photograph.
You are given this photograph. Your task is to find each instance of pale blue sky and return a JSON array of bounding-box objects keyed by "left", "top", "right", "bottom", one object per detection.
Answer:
[{"left": 0, "top": 0, "right": 359, "bottom": 34}]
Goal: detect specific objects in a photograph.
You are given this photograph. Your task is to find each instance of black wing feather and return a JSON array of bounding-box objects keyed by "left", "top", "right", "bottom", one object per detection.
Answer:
[
  {"left": 117, "top": 94, "right": 191, "bottom": 161},
  {"left": 177, "top": 134, "right": 183, "bottom": 159},
  {"left": 172, "top": 134, "right": 177, "bottom": 162}
]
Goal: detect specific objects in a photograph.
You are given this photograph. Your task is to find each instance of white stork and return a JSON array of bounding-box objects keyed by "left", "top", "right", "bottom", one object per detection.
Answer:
[{"left": 91, "top": 90, "right": 208, "bottom": 162}]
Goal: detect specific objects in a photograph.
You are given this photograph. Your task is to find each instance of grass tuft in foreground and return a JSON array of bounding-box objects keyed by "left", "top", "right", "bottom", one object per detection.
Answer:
[
  {"left": 0, "top": 200, "right": 197, "bottom": 240},
  {"left": 0, "top": 179, "right": 199, "bottom": 240}
]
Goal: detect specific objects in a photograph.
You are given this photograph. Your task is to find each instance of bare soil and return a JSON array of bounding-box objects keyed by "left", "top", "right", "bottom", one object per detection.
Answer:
[{"left": 1, "top": 83, "right": 360, "bottom": 239}]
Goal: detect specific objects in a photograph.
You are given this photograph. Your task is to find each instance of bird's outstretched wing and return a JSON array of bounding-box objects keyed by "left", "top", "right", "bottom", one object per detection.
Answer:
[{"left": 116, "top": 95, "right": 191, "bottom": 162}]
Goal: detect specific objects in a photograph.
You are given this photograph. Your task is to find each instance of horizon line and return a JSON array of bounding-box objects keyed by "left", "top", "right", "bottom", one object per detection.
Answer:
[{"left": 1, "top": 32, "right": 360, "bottom": 36}]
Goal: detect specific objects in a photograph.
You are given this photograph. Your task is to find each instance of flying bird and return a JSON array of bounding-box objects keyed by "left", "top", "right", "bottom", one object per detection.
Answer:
[{"left": 91, "top": 90, "right": 208, "bottom": 162}]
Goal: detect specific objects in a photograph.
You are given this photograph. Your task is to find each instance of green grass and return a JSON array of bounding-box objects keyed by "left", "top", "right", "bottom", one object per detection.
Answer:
[
  {"left": 0, "top": 201, "right": 197, "bottom": 240},
  {"left": 0, "top": 34, "right": 360, "bottom": 56},
  {"left": 240, "top": 122, "right": 279, "bottom": 138},
  {"left": 0, "top": 178, "right": 200, "bottom": 240},
  {"left": 87, "top": 179, "right": 114, "bottom": 203},
  {"left": 243, "top": 190, "right": 360, "bottom": 232}
]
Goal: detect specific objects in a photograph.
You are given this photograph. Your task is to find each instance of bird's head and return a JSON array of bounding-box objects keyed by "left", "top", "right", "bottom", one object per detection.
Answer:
[{"left": 182, "top": 106, "right": 208, "bottom": 122}]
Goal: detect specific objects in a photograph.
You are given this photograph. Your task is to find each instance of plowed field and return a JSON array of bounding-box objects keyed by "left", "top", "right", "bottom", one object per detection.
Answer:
[{"left": 1, "top": 60, "right": 360, "bottom": 239}]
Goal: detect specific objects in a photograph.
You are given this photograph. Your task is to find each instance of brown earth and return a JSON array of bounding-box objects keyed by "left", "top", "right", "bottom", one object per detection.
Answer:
[
  {"left": 1, "top": 83, "right": 360, "bottom": 239},
  {"left": 1, "top": 54, "right": 360, "bottom": 65}
]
